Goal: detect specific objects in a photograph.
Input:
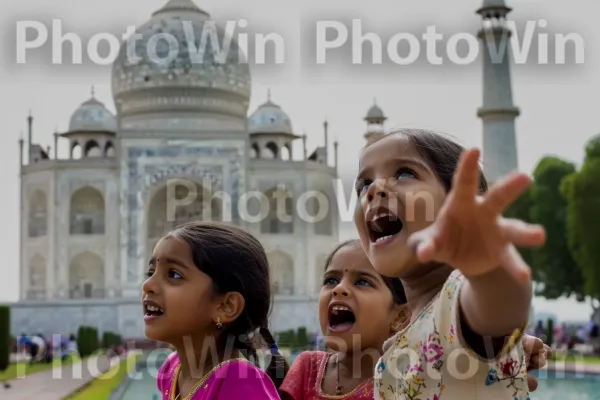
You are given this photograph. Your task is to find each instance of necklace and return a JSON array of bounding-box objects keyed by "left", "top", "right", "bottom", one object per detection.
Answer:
[
  {"left": 170, "top": 358, "right": 247, "bottom": 400},
  {"left": 335, "top": 353, "right": 342, "bottom": 395}
]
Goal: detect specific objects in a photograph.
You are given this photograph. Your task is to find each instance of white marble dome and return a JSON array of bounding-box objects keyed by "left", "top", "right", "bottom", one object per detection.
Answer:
[
  {"left": 365, "top": 104, "right": 385, "bottom": 120},
  {"left": 111, "top": 0, "right": 251, "bottom": 124},
  {"left": 248, "top": 98, "right": 293, "bottom": 135},
  {"left": 69, "top": 97, "right": 117, "bottom": 133}
]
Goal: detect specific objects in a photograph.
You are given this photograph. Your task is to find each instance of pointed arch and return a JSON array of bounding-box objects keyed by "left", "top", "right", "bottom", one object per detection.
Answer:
[
  {"left": 71, "top": 142, "right": 82, "bottom": 159},
  {"left": 85, "top": 140, "right": 102, "bottom": 157},
  {"left": 264, "top": 142, "right": 278, "bottom": 159},
  {"left": 315, "top": 253, "right": 328, "bottom": 294},
  {"left": 267, "top": 250, "right": 294, "bottom": 295},
  {"left": 146, "top": 180, "right": 222, "bottom": 261},
  {"left": 69, "top": 186, "right": 105, "bottom": 235},
  {"left": 69, "top": 251, "right": 104, "bottom": 299},
  {"left": 28, "top": 190, "right": 47, "bottom": 237},
  {"left": 260, "top": 186, "right": 293, "bottom": 234},
  {"left": 105, "top": 141, "right": 115, "bottom": 157},
  {"left": 307, "top": 191, "right": 333, "bottom": 235}
]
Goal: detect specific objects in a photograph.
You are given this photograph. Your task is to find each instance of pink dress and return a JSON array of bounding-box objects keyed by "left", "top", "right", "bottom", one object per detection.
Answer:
[
  {"left": 157, "top": 351, "right": 281, "bottom": 400},
  {"left": 279, "top": 351, "right": 373, "bottom": 399}
]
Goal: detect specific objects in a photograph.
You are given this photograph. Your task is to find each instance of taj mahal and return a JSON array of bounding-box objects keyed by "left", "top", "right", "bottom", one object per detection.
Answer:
[{"left": 10, "top": 0, "right": 520, "bottom": 339}]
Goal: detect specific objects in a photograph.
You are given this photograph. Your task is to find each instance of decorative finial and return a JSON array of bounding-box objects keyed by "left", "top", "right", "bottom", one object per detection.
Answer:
[
  {"left": 28, "top": 109, "right": 32, "bottom": 119},
  {"left": 267, "top": 88, "right": 271, "bottom": 101},
  {"left": 373, "top": 97, "right": 377, "bottom": 105},
  {"left": 91, "top": 85, "right": 95, "bottom": 98}
]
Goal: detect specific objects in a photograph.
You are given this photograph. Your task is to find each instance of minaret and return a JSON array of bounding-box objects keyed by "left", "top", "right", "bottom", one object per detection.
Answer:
[
  {"left": 333, "top": 139, "right": 339, "bottom": 173},
  {"left": 476, "top": 0, "right": 520, "bottom": 183},
  {"left": 364, "top": 99, "right": 386, "bottom": 141},
  {"left": 302, "top": 131, "right": 307, "bottom": 160},
  {"left": 27, "top": 110, "right": 33, "bottom": 158},
  {"left": 323, "top": 119, "right": 329, "bottom": 163},
  {"left": 18, "top": 133, "right": 24, "bottom": 166}
]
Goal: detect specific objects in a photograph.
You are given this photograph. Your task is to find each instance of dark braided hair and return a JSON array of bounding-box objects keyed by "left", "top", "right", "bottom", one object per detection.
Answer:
[
  {"left": 323, "top": 239, "right": 407, "bottom": 305},
  {"left": 168, "top": 221, "right": 289, "bottom": 388}
]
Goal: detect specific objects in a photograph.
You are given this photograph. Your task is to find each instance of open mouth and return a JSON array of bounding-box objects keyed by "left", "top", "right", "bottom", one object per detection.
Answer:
[
  {"left": 367, "top": 212, "right": 404, "bottom": 243},
  {"left": 328, "top": 304, "right": 356, "bottom": 332},
  {"left": 143, "top": 300, "right": 164, "bottom": 318}
]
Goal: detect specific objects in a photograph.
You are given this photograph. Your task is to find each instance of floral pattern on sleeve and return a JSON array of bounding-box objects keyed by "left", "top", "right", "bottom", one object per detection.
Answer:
[{"left": 374, "top": 270, "right": 530, "bottom": 400}]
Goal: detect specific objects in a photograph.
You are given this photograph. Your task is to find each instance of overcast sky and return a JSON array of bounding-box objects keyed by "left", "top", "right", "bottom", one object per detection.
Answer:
[{"left": 0, "top": 0, "right": 597, "bottom": 322}]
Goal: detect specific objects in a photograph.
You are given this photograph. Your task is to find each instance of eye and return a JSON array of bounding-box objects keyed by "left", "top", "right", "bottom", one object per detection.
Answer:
[
  {"left": 355, "top": 179, "right": 372, "bottom": 196},
  {"left": 355, "top": 278, "right": 373, "bottom": 287},
  {"left": 324, "top": 276, "right": 339, "bottom": 286},
  {"left": 145, "top": 269, "right": 154, "bottom": 278},
  {"left": 168, "top": 270, "right": 183, "bottom": 280},
  {"left": 396, "top": 168, "right": 416, "bottom": 179}
]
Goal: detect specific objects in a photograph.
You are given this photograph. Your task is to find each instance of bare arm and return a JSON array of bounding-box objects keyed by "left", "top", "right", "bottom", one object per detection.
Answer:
[{"left": 459, "top": 262, "right": 532, "bottom": 356}]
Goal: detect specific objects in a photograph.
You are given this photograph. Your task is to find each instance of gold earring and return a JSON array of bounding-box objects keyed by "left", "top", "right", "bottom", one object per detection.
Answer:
[{"left": 216, "top": 317, "right": 223, "bottom": 329}]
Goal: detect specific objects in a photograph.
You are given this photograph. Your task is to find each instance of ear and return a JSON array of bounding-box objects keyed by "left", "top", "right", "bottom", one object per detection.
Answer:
[
  {"left": 215, "top": 291, "right": 246, "bottom": 326},
  {"left": 390, "top": 304, "right": 411, "bottom": 333}
]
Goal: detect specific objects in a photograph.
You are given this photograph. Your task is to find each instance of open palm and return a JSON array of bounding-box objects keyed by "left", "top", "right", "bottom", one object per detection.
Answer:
[{"left": 407, "top": 148, "right": 546, "bottom": 281}]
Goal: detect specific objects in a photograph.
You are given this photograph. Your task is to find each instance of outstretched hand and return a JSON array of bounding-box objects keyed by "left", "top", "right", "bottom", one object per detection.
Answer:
[
  {"left": 523, "top": 334, "right": 551, "bottom": 392},
  {"left": 407, "top": 148, "right": 545, "bottom": 282}
]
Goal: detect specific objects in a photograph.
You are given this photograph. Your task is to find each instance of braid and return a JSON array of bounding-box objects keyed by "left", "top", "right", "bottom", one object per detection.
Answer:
[
  {"left": 233, "top": 335, "right": 259, "bottom": 366},
  {"left": 260, "top": 326, "right": 290, "bottom": 388}
]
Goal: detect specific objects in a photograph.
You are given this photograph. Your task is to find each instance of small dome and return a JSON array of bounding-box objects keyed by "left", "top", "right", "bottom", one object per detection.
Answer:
[
  {"left": 248, "top": 98, "right": 293, "bottom": 135},
  {"left": 69, "top": 97, "right": 117, "bottom": 133},
  {"left": 365, "top": 104, "right": 386, "bottom": 121}
]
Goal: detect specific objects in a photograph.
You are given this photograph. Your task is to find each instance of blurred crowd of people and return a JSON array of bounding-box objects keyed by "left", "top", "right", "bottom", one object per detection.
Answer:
[
  {"left": 13, "top": 333, "right": 78, "bottom": 363},
  {"left": 532, "top": 319, "right": 600, "bottom": 353}
]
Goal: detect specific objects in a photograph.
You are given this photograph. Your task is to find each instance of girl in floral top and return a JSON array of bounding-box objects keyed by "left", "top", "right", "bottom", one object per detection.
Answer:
[{"left": 353, "top": 129, "right": 546, "bottom": 399}]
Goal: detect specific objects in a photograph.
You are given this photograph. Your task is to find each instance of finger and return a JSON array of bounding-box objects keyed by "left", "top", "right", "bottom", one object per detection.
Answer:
[
  {"left": 501, "top": 218, "right": 546, "bottom": 248},
  {"left": 544, "top": 344, "right": 552, "bottom": 360},
  {"left": 484, "top": 172, "right": 532, "bottom": 214},
  {"left": 499, "top": 245, "right": 532, "bottom": 282},
  {"left": 407, "top": 227, "right": 440, "bottom": 263},
  {"left": 527, "top": 374, "right": 538, "bottom": 392},
  {"left": 450, "top": 148, "right": 481, "bottom": 203},
  {"left": 527, "top": 354, "right": 545, "bottom": 370},
  {"left": 523, "top": 334, "right": 544, "bottom": 356}
]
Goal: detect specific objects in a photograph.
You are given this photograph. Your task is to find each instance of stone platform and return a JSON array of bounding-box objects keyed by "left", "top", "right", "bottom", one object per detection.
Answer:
[{"left": 7, "top": 295, "right": 321, "bottom": 339}]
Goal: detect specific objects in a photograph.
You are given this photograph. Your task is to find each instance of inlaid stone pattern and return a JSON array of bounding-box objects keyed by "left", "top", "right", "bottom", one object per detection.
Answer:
[{"left": 125, "top": 144, "right": 243, "bottom": 282}]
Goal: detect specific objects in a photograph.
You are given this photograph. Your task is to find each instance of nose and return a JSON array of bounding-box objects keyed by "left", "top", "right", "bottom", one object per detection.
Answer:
[
  {"left": 142, "top": 272, "right": 158, "bottom": 295},
  {"left": 365, "top": 178, "right": 390, "bottom": 204},
  {"left": 332, "top": 279, "right": 351, "bottom": 298}
]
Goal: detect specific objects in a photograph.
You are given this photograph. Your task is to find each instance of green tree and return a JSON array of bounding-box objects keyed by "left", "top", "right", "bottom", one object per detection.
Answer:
[
  {"left": 529, "top": 156, "right": 584, "bottom": 300},
  {"left": 504, "top": 187, "right": 535, "bottom": 277},
  {"left": 562, "top": 136, "right": 600, "bottom": 304},
  {"left": 295, "top": 327, "right": 310, "bottom": 350}
]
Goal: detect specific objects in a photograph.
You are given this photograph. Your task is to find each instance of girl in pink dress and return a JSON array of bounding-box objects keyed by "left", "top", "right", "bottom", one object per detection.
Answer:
[
  {"left": 279, "top": 239, "right": 411, "bottom": 400},
  {"left": 143, "top": 221, "right": 287, "bottom": 399}
]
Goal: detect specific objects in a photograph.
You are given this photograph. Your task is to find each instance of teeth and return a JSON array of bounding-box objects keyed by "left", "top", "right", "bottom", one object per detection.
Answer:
[
  {"left": 147, "top": 305, "right": 163, "bottom": 313},
  {"left": 376, "top": 235, "right": 394, "bottom": 242},
  {"left": 331, "top": 305, "right": 351, "bottom": 315},
  {"left": 372, "top": 212, "right": 392, "bottom": 222}
]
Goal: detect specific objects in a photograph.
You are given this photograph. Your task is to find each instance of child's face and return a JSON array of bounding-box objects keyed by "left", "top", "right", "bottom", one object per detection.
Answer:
[
  {"left": 142, "top": 237, "right": 219, "bottom": 343},
  {"left": 318, "top": 243, "right": 404, "bottom": 354},
  {"left": 354, "top": 134, "right": 447, "bottom": 278}
]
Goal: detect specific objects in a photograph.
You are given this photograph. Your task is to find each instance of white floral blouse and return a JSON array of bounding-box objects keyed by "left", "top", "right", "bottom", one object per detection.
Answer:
[{"left": 374, "top": 270, "right": 530, "bottom": 400}]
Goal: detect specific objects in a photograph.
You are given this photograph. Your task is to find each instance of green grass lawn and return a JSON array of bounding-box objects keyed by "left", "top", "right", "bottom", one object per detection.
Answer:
[
  {"left": 64, "top": 353, "right": 140, "bottom": 400},
  {"left": 0, "top": 354, "right": 82, "bottom": 381},
  {"left": 550, "top": 353, "right": 600, "bottom": 365}
]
